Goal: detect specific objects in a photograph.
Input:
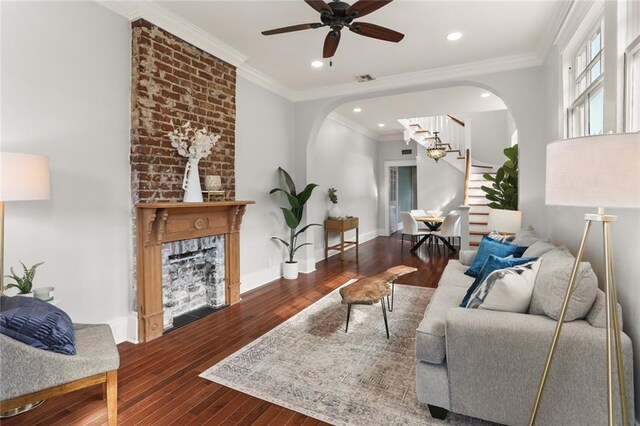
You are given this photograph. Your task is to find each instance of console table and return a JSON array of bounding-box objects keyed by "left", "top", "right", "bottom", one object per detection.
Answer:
[{"left": 324, "top": 217, "right": 359, "bottom": 260}]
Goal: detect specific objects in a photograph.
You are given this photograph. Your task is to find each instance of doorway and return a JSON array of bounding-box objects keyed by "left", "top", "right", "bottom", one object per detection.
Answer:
[{"left": 389, "top": 165, "right": 417, "bottom": 234}]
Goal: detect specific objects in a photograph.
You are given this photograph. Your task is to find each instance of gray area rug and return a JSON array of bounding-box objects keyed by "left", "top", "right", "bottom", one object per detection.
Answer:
[{"left": 200, "top": 281, "right": 485, "bottom": 425}]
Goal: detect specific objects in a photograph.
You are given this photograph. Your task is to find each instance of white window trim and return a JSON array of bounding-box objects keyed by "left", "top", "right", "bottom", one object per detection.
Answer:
[{"left": 624, "top": 35, "right": 640, "bottom": 131}]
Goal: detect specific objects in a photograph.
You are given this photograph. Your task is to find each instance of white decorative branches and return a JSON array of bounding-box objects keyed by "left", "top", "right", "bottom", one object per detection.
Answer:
[{"left": 167, "top": 121, "right": 220, "bottom": 161}]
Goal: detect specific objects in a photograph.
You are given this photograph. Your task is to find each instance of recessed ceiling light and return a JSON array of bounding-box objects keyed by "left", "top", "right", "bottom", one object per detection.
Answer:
[
  {"left": 353, "top": 107, "right": 362, "bottom": 113},
  {"left": 311, "top": 60, "right": 323, "bottom": 68},
  {"left": 378, "top": 123, "right": 385, "bottom": 127},
  {"left": 447, "top": 32, "right": 463, "bottom": 41},
  {"left": 480, "top": 92, "right": 491, "bottom": 98}
]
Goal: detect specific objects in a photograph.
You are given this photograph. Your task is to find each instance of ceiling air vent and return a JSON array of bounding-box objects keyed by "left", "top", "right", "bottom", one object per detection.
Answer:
[{"left": 355, "top": 74, "right": 375, "bottom": 82}]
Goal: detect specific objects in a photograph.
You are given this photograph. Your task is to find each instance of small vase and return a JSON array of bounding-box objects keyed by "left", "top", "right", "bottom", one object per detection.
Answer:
[
  {"left": 182, "top": 157, "right": 203, "bottom": 202},
  {"left": 329, "top": 204, "right": 341, "bottom": 218}
]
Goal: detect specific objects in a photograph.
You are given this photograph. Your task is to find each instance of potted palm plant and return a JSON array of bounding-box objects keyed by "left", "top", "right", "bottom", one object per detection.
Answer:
[
  {"left": 4, "top": 261, "right": 44, "bottom": 297},
  {"left": 270, "top": 167, "right": 319, "bottom": 279}
]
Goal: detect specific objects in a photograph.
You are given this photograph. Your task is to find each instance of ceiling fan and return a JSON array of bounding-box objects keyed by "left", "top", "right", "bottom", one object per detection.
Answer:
[{"left": 261, "top": 0, "right": 404, "bottom": 59}]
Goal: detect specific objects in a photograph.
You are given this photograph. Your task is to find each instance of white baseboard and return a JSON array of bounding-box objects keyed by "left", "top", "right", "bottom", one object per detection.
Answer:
[
  {"left": 298, "top": 257, "right": 317, "bottom": 274},
  {"left": 107, "top": 312, "right": 138, "bottom": 344},
  {"left": 240, "top": 264, "right": 282, "bottom": 294}
]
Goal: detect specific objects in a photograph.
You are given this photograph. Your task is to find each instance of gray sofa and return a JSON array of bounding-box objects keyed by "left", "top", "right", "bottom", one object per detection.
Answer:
[{"left": 415, "top": 241, "right": 635, "bottom": 425}]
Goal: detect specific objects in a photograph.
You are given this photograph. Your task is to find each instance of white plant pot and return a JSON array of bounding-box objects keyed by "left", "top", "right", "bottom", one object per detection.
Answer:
[
  {"left": 182, "top": 157, "right": 203, "bottom": 202},
  {"left": 282, "top": 261, "right": 299, "bottom": 280},
  {"left": 329, "top": 204, "right": 341, "bottom": 218},
  {"left": 17, "top": 292, "right": 34, "bottom": 297}
]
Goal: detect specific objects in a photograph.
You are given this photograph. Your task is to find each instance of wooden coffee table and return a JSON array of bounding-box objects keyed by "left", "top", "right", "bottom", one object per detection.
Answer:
[{"left": 339, "top": 265, "right": 417, "bottom": 339}]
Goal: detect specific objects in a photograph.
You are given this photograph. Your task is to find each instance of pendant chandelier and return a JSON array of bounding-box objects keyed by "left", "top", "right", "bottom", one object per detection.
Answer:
[{"left": 426, "top": 132, "right": 447, "bottom": 163}]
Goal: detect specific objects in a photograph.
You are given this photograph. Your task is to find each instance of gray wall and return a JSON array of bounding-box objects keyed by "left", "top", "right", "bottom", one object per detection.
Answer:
[
  {"left": 465, "top": 110, "right": 513, "bottom": 165},
  {"left": 309, "top": 117, "right": 379, "bottom": 260},
  {"left": 1, "top": 1, "right": 132, "bottom": 341},
  {"left": 235, "top": 76, "right": 295, "bottom": 292}
]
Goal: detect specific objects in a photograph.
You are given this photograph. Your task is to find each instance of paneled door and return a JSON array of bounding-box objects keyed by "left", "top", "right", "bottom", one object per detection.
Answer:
[{"left": 389, "top": 167, "right": 398, "bottom": 234}]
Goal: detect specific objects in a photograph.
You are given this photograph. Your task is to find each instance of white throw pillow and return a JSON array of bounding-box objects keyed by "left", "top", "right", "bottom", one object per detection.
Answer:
[{"left": 466, "top": 259, "right": 541, "bottom": 313}]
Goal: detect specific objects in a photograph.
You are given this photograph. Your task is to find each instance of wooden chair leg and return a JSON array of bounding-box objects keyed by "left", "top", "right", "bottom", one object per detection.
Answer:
[{"left": 106, "top": 371, "right": 117, "bottom": 426}]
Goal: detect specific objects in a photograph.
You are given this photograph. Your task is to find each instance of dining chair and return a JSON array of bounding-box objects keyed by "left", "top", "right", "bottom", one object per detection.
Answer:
[
  {"left": 400, "top": 212, "right": 430, "bottom": 253},
  {"left": 430, "top": 211, "right": 461, "bottom": 251},
  {"left": 409, "top": 210, "right": 430, "bottom": 231}
]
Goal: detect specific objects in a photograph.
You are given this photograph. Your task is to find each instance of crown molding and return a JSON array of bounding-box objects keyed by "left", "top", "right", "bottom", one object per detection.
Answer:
[
  {"left": 535, "top": 0, "right": 574, "bottom": 59},
  {"left": 553, "top": 0, "right": 598, "bottom": 53},
  {"left": 326, "top": 112, "right": 380, "bottom": 141},
  {"left": 236, "top": 65, "right": 295, "bottom": 101},
  {"left": 290, "top": 52, "right": 542, "bottom": 102},
  {"left": 96, "top": 0, "right": 248, "bottom": 66},
  {"left": 377, "top": 134, "right": 405, "bottom": 143}
]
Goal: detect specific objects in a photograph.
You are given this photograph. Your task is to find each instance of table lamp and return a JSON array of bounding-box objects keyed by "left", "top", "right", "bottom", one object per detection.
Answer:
[
  {"left": 487, "top": 208, "right": 522, "bottom": 235},
  {"left": 0, "top": 153, "right": 51, "bottom": 292},
  {"left": 530, "top": 133, "right": 639, "bottom": 426}
]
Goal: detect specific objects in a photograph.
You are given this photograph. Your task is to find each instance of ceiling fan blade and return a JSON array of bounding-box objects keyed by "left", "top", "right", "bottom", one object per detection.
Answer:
[
  {"left": 346, "top": 0, "right": 393, "bottom": 18},
  {"left": 323, "top": 30, "right": 341, "bottom": 58},
  {"left": 262, "top": 23, "right": 323, "bottom": 36},
  {"left": 305, "top": 0, "right": 333, "bottom": 15},
  {"left": 349, "top": 22, "right": 404, "bottom": 42}
]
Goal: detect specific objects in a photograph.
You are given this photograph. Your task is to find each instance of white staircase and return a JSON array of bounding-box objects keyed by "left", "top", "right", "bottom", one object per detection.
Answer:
[{"left": 398, "top": 114, "right": 497, "bottom": 247}]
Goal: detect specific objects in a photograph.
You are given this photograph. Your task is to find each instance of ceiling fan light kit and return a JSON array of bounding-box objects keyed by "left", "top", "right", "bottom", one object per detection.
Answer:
[{"left": 262, "top": 0, "right": 404, "bottom": 59}]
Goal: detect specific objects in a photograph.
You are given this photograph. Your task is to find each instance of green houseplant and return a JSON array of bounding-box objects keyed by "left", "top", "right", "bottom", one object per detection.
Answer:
[
  {"left": 4, "top": 261, "right": 44, "bottom": 296},
  {"left": 481, "top": 144, "right": 519, "bottom": 210},
  {"left": 270, "top": 167, "right": 319, "bottom": 279}
]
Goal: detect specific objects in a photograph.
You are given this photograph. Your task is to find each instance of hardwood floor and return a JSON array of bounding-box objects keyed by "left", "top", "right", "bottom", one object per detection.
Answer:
[{"left": 3, "top": 234, "right": 455, "bottom": 426}]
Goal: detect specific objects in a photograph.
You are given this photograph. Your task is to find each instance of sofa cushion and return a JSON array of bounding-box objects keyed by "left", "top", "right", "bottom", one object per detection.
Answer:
[
  {"left": 523, "top": 241, "right": 557, "bottom": 258},
  {"left": 460, "top": 255, "right": 538, "bottom": 307},
  {"left": 466, "top": 259, "right": 540, "bottom": 312},
  {"left": 487, "top": 230, "right": 515, "bottom": 244},
  {"left": 513, "top": 225, "right": 547, "bottom": 247},
  {"left": 458, "top": 249, "right": 477, "bottom": 267},
  {"left": 0, "top": 296, "right": 76, "bottom": 355},
  {"left": 439, "top": 260, "right": 475, "bottom": 288},
  {"left": 465, "top": 236, "right": 527, "bottom": 278},
  {"left": 586, "top": 289, "right": 624, "bottom": 329},
  {"left": 416, "top": 286, "right": 467, "bottom": 364},
  {"left": 529, "top": 248, "right": 598, "bottom": 321}
]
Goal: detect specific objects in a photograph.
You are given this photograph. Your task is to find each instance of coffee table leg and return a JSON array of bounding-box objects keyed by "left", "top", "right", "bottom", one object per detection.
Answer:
[
  {"left": 381, "top": 298, "right": 389, "bottom": 339},
  {"left": 345, "top": 304, "right": 352, "bottom": 333},
  {"left": 387, "top": 282, "right": 394, "bottom": 312}
]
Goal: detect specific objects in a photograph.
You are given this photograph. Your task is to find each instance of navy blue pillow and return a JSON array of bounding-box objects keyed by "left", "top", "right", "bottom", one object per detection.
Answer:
[
  {"left": 0, "top": 296, "right": 76, "bottom": 355},
  {"left": 465, "top": 235, "right": 527, "bottom": 278},
  {"left": 460, "top": 255, "right": 537, "bottom": 307}
]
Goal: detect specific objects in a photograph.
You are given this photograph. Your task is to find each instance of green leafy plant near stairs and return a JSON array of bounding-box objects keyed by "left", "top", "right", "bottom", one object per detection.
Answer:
[
  {"left": 270, "top": 167, "right": 320, "bottom": 263},
  {"left": 481, "top": 144, "right": 518, "bottom": 210}
]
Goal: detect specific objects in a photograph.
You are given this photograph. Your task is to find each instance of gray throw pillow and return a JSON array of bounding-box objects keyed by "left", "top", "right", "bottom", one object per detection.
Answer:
[
  {"left": 459, "top": 249, "right": 478, "bottom": 266},
  {"left": 523, "top": 241, "right": 557, "bottom": 258},
  {"left": 586, "top": 290, "right": 623, "bottom": 329},
  {"left": 513, "top": 225, "right": 547, "bottom": 247},
  {"left": 529, "top": 248, "right": 598, "bottom": 321}
]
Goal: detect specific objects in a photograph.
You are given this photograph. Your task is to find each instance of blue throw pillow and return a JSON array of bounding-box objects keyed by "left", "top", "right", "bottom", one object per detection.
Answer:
[
  {"left": 465, "top": 235, "right": 527, "bottom": 278},
  {"left": 0, "top": 296, "right": 76, "bottom": 355},
  {"left": 460, "top": 255, "right": 537, "bottom": 307}
]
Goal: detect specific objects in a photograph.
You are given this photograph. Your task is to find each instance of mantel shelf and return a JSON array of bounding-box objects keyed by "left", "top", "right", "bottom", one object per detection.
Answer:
[{"left": 136, "top": 200, "right": 254, "bottom": 209}]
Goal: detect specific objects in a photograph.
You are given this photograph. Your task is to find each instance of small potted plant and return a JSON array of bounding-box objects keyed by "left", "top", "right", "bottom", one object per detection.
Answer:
[
  {"left": 4, "top": 261, "right": 44, "bottom": 297},
  {"left": 328, "top": 187, "right": 341, "bottom": 218}
]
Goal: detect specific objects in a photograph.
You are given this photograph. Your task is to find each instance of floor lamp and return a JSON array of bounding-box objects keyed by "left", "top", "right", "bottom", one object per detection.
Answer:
[
  {"left": 529, "top": 133, "right": 639, "bottom": 426},
  {"left": 0, "top": 153, "right": 51, "bottom": 293}
]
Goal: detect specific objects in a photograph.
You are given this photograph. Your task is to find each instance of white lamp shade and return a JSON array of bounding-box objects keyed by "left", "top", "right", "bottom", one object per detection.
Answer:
[
  {"left": 546, "top": 133, "right": 640, "bottom": 208},
  {"left": 0, "top": 153, "right": 51, "bottom": 201},
  {"left": 488, "top": 209, "right": 522, "bottom": 234}
]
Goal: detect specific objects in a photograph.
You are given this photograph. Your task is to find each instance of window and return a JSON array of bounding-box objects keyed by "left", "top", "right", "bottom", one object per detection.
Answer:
[
  {"left": 625, "top": 38, "right": 640, "bottom": 132},
  {"left": 568, "top": 22, "right": 604, "bottom": 137}
]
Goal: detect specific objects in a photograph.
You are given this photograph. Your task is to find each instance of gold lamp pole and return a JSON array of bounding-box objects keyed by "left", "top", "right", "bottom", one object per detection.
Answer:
[{"left": 529, "top": 133, "right": 639, "bottom": 426}]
